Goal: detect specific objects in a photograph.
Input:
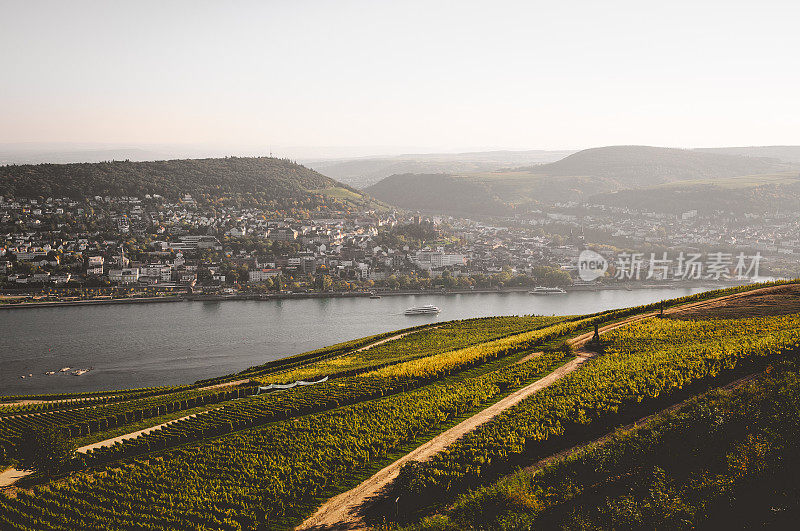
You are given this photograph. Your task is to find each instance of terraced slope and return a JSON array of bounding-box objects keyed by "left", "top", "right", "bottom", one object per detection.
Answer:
[{"left": 0, "top": 282, "right": 796, "bottom": 530}]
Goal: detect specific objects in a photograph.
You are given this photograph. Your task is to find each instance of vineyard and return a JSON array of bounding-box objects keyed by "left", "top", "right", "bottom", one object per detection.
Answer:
[
  {"left": 0, "top": 281, "right": 798, "bottom": 530},
  {"left": 426, "top": 356, "right": 800, "bottom": 529},
  {"left": 82, "top": 317, "right": 574, "bottom": 464},
  {"left": 1, "top": 316, "right": 562, "bottom": 465},
  {"left": 255, "top": 315, "right": 567, "bottom": 384},
  {"left": 0, "top": 350, "right": 572, "bottom": 529},
  {"left": 389, "top": 314, "right": 800, "bottom": 509},
  {"left": 0, "top": 384, "right": 257, "bottom": 458}
]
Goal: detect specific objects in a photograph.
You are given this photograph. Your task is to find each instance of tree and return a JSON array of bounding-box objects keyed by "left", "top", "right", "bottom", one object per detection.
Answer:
[
  {"left": 15, "top": 426, "right": 76, "bottom": 476},
  {"left": 315, "top": 274, "right": 333, "bottom": 291}
]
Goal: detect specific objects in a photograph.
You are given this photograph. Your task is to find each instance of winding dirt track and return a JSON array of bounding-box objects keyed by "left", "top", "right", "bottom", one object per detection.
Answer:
[{"left": 297, "top": 293, "right": 748, "bottom": 530}]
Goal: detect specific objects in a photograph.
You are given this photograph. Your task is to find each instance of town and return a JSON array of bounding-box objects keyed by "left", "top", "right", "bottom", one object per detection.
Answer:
[{"left": 1, "top": 191, "right": 797, "bottom": 303}]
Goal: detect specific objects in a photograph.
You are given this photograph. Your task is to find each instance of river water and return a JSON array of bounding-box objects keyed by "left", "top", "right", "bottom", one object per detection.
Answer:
[{"left": 1, "top": 287, "right": 711, "bottom": 396}]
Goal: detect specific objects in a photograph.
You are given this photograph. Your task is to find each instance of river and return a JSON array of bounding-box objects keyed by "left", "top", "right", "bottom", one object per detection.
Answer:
[{"left": 1, "top": 287, "right": 711, "bottom": 396}]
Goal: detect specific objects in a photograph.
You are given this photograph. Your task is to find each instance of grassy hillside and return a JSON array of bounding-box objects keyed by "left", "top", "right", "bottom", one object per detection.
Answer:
[
  {"left": 366, "top": 146, "right": 797, "bottom": 216},
  {"left": 0, "top": 156, "right": 380, "bottom": 212}
]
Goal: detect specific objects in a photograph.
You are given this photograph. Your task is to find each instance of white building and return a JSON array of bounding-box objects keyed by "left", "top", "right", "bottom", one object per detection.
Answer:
[
  {"left": 249, "top": 268, "right": 281, "bottom": 282},
  {"left": 108, "top": 268, "right": 140, "bottom": 283}
]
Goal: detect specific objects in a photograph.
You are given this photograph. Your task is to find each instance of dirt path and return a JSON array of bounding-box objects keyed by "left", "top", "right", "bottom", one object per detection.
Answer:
[
  {"left": 265, "top": 326, "right": 443, "bottom": 382},
  {"left": 298, "top": 352, "right": 600, "bottom": 529},
  {"left": 0, "top": 468, "right": 32, "bottom": 489},
  {"left": 354, "top": 327, "right": 439, "bottom": 353},
  {"left": 2, "top": 382, "right": 249, "bottom": 413},
  {"left": 297, "top": 295, "right": 742, "bottom": 530},
  {"left": 516, "top": 352, "right": 543, "bottom": 364},
  {"left": 73, "top": 329, "right": 425, "bottom": 455},
  {"left": 0, "top": 396, "right": 98, "bottom": 406},
  {"left": 197, "top": 379, "right": 252, "bottom": 392},
  {"left": 75, "top": 407, "right": 222, "bottom": 454},
  {"left": 71, "top": 332, "right": 434, "bottom": 459}
]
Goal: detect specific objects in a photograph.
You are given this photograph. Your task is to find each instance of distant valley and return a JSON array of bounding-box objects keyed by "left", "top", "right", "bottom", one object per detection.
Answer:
[
  {"left": 364, "top": 145, "right": 800, "bottom": 216},
  {"left": 305, "top": 149, "right": 575, "bottom": 189}
]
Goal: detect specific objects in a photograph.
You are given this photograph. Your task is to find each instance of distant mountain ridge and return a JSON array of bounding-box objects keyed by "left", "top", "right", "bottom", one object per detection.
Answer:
[
  {"left": 0, "top": 148, "right": 172, "bottom": 166},
  {"left": 306, "top": 149, "right": 575, "bottom": 188},
  {"left": 696, "top": 146, "right": 800, "bottom": 164},
  {"left": 366, "top": 146, "right": 798, "bottom": 216},
  {"left": 521, "top": 145, "right": 791, "bottom": 187},
  {"left": 0, "top": 156, "right": 378, "bottom": 212}
]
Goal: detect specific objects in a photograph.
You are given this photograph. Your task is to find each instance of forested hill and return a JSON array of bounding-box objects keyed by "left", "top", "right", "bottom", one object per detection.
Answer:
[{"left": 0, "top": 156, "right": 378, "bottom": 211}]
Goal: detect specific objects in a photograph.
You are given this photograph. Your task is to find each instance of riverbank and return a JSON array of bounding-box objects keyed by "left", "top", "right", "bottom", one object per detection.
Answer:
[
  {"left": 1, "top": 286, "right": 715, "bottom": 396},
  {"left": 0, "top": 281, "right": 736, "bottom": 309},
  {"left": 0, "top": 295, "right": 186, "bottom": 310}
]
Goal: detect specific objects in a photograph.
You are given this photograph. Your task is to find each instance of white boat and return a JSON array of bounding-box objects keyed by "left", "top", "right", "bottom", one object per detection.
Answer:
[
  {"left": 45, "top": 371, "right": 55, "bottom": 375},
  {"left": 404, "top": 304, "right": 441, "bottom": 315},
  {"left": 72, "top": 369, "right": 90, "bottom": 376},
  {"left": 528, "top": 286, "right": 567, "bottom": 295},
  {"left": 59, "top": 367, "right": 71, "bottom": 372}
]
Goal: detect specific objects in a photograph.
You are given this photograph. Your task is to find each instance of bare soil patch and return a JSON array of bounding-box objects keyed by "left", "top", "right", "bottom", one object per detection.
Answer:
[{"left": 668, "top": 284, "right": 800, "bottom": 320}]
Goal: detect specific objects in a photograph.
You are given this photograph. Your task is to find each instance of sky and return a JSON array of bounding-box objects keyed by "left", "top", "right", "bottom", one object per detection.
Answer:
[{"left": 2, "top": 0, "right": 800, "bottom": 158}]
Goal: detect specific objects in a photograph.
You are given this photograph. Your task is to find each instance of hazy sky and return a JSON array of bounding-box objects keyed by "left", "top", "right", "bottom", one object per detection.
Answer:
[{"left": 2, "top": 0, "right": 800, "bottom": 157}]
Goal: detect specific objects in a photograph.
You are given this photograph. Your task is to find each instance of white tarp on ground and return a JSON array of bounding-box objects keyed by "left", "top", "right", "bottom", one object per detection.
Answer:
[{"left": 256, "top": 376, "right": 329, "bottom": 394}]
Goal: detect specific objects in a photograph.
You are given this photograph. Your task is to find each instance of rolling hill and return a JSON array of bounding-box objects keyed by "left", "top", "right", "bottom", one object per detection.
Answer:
[
  {"left": 305, "top": 149, "right": 575, "bottom": 188},
  {"left": 534, "top": 145, "right": 790, "bottom": 187},
  {"left": 366, "top": 146, "right": 798, "bottom": 216},
  {"left": 0, "top": 156, "right": 380, "bottom": 212},
  {"left": 697, "top": 145, "right": 800, "bottom": 164}
]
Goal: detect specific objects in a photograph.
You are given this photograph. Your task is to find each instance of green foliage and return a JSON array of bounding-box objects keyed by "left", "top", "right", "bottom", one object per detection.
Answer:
[{"left": 14, "top": 426, "right": 76, "bottom": 476}]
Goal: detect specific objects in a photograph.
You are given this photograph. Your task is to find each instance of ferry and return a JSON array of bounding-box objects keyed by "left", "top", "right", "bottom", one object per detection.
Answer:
[
  {"left": 404, "top": 304, "right": 441, "bottom": 315},
  {"left": 528, "top": 286, "right": 567, "bottom": 295}
]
